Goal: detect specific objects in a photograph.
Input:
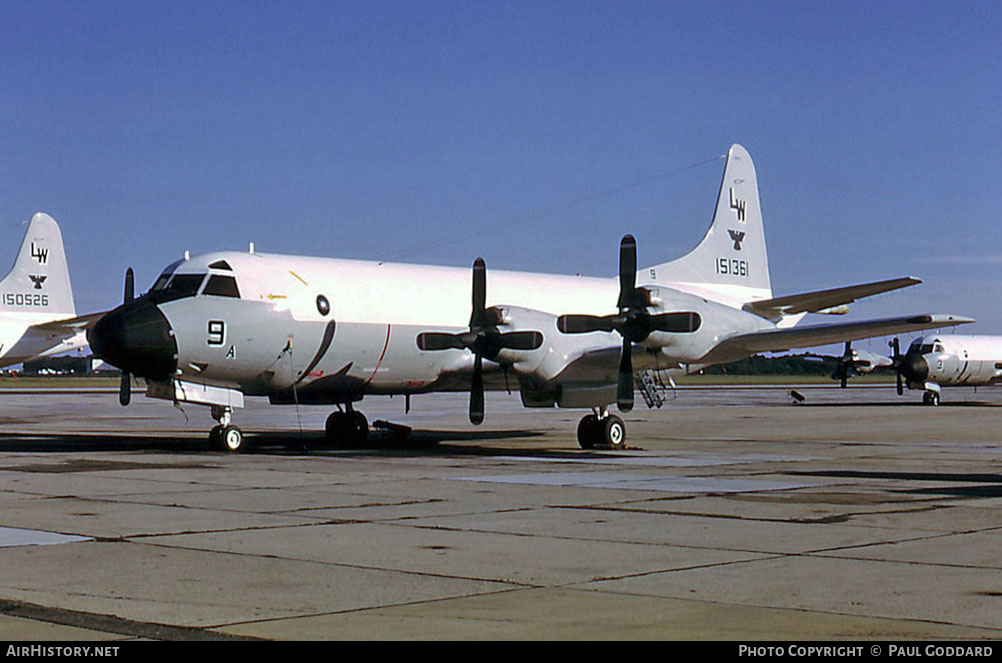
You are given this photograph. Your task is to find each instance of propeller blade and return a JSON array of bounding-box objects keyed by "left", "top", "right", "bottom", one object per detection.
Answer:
[
  {"left": 470, "top": 258, "right": 487, "bottom": 329},
  {"left": 498, "top": 330, "right": 544, "bottom": 351},
  {"left": 118, "top": 267, "right": 135, "bottom": 407},
  {"left": 840, "top": 341, "right": 851, "bottom": 388},
  {"left": 890, "top": 338, "right": 904, "bottom": 395},
  {"left": 124, "top": 267, "right": 134, "bottom": 303},
  {"left": 416, "top": 332, "right": 466, "bottom": 351},
  {"left": 617, "top": 235, "right": 638, "bottom": 309},
  {"left": 119, "top": 372, "right": 131, "bottom": 406},
  {"left": 557, "top": 314, "right": 617, "bottom": 334},
  {"left": 470, "top": 354, "right": 484, "bottom": 425},
  {"left": 617, "top": 337, "right": 634, "bottom": 412},
  {"left": 647, "top": 311, "right": 702, "bottom": 333}
]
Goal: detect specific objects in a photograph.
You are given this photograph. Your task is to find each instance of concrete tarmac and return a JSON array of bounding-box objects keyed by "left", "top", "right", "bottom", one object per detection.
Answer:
[{"left": 0, "top": 383, "right": 1001, "bottom": 640}]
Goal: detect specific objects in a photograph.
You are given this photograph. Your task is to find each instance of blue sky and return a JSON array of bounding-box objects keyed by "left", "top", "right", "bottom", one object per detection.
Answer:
[{"left": 1, "top": 1, "right": 1000, "bottom": 354}]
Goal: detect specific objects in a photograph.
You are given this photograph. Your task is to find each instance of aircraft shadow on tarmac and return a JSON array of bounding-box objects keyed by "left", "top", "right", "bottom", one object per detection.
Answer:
[
  {"left": 0, "top": 427, "right": 545, "bottom": 456},
  {"left": 790, "top": 402, "right": 1002, "bottom": 407},
  {"left": 789, "top": 469, "right": 1002, "bottom": 498}
]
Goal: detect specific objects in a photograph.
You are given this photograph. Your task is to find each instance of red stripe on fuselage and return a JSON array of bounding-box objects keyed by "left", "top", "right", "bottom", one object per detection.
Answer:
[{"left": 366, "top": 324, "right": 392, "bottom": 383}]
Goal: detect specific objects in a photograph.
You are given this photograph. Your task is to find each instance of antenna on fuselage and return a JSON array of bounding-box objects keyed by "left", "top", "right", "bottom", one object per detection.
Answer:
[{"left": 249, "top": 242, "right": 255, "bottom": 254}]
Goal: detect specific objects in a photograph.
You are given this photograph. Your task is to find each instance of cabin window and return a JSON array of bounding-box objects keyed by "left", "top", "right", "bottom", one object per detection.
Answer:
[
  {"left": 203, "top": 275, "right": 241, "bottom": 298},
  {"left": 996, "top": 363, "right": 1002, "bottom": 370}
]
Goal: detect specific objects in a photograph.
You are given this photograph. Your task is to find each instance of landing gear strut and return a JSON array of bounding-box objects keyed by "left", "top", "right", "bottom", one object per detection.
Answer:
[
  {"left": 577, "top": 409, "right": 626, "bottom": 450},
  {"left": 208, "top": 405, "right": 245, "bottom": 453},
  {"left": 325, "top": 404, "right": 369, "bottom": 448}
]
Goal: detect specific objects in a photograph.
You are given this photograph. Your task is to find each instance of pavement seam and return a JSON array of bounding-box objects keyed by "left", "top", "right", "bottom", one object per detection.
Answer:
[
  {"left": 0, "top": 598, "right": 260, "bottom": 641},
  {"left": 127, "top": 538, "right": 541, "bottom": 588}
]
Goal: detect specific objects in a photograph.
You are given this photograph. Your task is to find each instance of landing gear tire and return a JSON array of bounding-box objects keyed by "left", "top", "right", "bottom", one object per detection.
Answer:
[
  {"left": 209, "top": 425, "right": 245, "bottom": 453},
  {"left": 577, "top": 415, "right": 600, "bottom": 449},
  {"left": 923, "top": 392, "right": 941, "bottom": 406},
  {"left": 325, "top": 411, "right": 370, "bottom": 448},
  {"left": 577, "top": 413, "right": 626, "bottom": 450},
  {"left": 603, "top": 415, "right": 626, "bottom": 450}
]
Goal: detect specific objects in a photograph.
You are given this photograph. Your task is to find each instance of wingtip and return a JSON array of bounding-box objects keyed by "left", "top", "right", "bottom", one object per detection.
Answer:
[{"left": 918, "top": 314, "right": 976, "bottom": 325}]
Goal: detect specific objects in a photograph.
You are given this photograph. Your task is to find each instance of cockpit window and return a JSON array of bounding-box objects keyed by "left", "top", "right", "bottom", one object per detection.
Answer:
[
  {"left": 163, "top": 273, "right": 206, "bottom": 298},
  {"left": 933, "top": 343, "right": 944, "bottom": 353},
  {"left": 209, "top": 260, "right": 233, "bottom": 271},
  {"left": 918, "top": 344, "right": 934, "bottom": 355},
  {"left": 203, "top": 274, "right": 240, "bottom": 298},
  {"left": 151, "top": 258, "right": 185, "bottom": 291},
  {"left": 151, "top": 273, "right": 172, "bottom": 291}
]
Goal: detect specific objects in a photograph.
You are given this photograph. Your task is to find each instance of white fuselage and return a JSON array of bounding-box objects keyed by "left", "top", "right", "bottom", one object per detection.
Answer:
[
  {"left": 909, "top": 335, "right": 1002, "bottom": 388},
  {"left": 153, "top": 250, "right": 770, "bottom": 401}
]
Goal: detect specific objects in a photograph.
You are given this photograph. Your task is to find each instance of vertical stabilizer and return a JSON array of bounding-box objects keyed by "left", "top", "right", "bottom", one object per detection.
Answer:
[
  {"left": 0, "top": 213, "right": 76, "bottom": 319},
  {"left": 642, "top": 144, "right": 772, "bottom": 307}
]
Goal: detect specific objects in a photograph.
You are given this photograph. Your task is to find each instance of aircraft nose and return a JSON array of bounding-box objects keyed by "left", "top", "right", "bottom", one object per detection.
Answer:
[
  {"left": 89, "top": 301, "right": 177, "bottom": 380},
  {"left": 901, "top": 353, "right": 929, "bottom": 384}
]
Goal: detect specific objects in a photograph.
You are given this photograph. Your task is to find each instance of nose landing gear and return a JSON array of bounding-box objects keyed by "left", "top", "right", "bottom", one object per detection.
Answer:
[
  {"left": 577, "top": 408, "right": 626, "bottom": 450},
  {"left": 208, "top": 405, "right": 245, "bottom": 452}
]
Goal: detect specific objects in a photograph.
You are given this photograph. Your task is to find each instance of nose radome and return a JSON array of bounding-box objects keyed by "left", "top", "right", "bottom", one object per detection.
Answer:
[
  {"left": 89, "top": 301, "right": 177, "bottom": 380},
  {"left": 902, "top": 354, "right": 929, "bottom": 384}
]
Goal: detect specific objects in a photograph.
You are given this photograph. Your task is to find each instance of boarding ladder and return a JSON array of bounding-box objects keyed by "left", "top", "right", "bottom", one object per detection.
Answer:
[{"left": 637, "top": 370, "right": 675, "bottom": 409}]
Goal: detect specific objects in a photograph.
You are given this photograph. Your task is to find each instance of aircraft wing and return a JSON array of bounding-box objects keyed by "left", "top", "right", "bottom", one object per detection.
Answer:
[
  {"left": 743, "top": 277, "right": 921, "bottom": 318},
  {"left": 700, "top": 313, "right": 974, "bottom": 365}
]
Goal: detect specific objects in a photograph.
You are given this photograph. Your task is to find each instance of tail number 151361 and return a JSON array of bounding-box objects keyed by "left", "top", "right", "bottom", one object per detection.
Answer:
[{"left": 715, "top": 258, "right": 748, "bottom": 277}]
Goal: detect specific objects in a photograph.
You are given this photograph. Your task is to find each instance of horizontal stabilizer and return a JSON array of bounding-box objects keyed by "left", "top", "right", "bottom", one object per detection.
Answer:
[
  {"left": 0, "top": 310, "right": 105, "bottom": 366},
  {"left": 743, "top": 277, "right": 921, "bottom": 320},
  {"left": 33, "top": 310, "right": 108, "bottom": 333},
  {"left": 700, "top": 313, "right": 974, "bottom": 365}
]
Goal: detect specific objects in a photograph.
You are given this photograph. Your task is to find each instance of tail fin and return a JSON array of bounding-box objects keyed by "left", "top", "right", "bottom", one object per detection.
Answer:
[
  {"left": 0, "top": 213, "right": 76, "bottom": 319},
  {"left": 642, "top": 144, "right": 772, "bottom": 307}
]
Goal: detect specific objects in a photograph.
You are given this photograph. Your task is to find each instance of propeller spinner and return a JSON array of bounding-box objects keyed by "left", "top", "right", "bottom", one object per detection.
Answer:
[
  {"left": 557, "top": 235, "right": 700, "bottom": 412},
  {"left": 416, "top": 258, "right": 543, "bottom": 425}
]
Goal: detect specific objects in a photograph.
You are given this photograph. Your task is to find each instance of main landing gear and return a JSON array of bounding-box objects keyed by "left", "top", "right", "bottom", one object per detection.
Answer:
[
  {"left": 325, "top": 404, "right": 370, "bottom": 448},
  {"left": 577, "top": 408, "right": 626, "bottom": 450},
  {"left": 208, "top": 406, "right": 245, "bottom": 453},
  {"left": 207, "top": 403, "right": 371, "bottom": 453}
]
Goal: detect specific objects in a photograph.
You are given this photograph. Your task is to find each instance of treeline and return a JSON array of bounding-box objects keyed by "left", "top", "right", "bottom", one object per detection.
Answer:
[{"left": 704, "top": 354, "right": 835, "bottom": 376}]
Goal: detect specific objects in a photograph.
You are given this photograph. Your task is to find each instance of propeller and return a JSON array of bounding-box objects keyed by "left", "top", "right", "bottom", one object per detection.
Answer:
[
  {"left": 889, "top": 337, "right": 904, "bottom": 395},
  {"left": 416, "top": 258, "right": 543, "bottom": 425},
  {"left": 833, "top": 341, "right": 853, "bottom": 388},
  {"left": 557, "top": 235, "right": 701, "bottom": 412},
  {"left": 119, "top": 267, "right": 135, "bottom": 406}
]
